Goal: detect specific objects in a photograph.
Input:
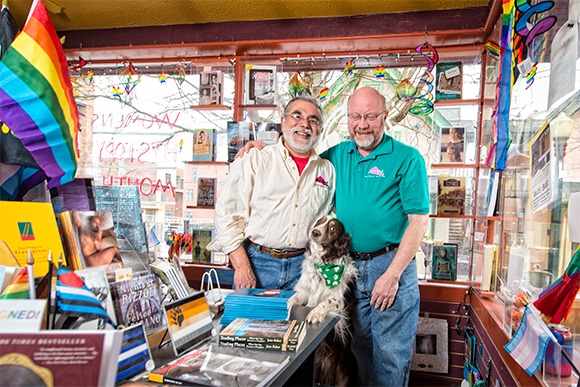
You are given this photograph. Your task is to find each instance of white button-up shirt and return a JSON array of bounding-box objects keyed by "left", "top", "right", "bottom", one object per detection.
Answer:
[{"left": 207, "top": 139, "right": 335, "bottom": 254}]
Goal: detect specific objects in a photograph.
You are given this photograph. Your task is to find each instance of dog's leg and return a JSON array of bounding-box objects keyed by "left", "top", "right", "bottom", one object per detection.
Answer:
[{"left": 306, "top": 295, "right": 343, "bottom": 324}]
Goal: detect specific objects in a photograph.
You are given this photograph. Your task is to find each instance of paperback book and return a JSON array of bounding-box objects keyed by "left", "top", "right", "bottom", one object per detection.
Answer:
[
  {"left": 149, "top": 342, "right": 289, "bottom": 387},
  {"left": 58, "top": 211, "right": 125, "bottom": 275},
  {"left": 431, "top": 244, "right": 458, "bottom": 281},
  {"left": 221, "top": 288, "right": 295, "bottom": 327},
  {"left": 193, "top": 129, "right": 216, "bottom": 161},
  {"left": 219, "top": 318, "right": 307, "bottom": 352},
  {"left": 227, "top": 121, "right": 255, "bottom": 162},
  {"left": 244, "top": 65, "right": 276, "bottom": 105},
  {"left": 199, "top": 70, "right": 223, "bottom": 105},
  {"left": 0, "top": 201, "right": 65, "bottom": 277},
  {"left": 109, "top": 274, "right": 165, "bottom": 335},
  {"left": 437, "top": 175, "right": 466, "bottom": 216}
]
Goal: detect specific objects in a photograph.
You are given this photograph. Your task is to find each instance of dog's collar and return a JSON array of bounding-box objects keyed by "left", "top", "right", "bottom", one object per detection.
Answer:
[{"left": 315, "top": 258, "right": 347, "bottom": 289}]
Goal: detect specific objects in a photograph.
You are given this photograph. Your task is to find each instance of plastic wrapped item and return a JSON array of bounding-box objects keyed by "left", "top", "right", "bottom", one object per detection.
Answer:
[{"left": 502, "top": 278, "right": 538, "bottom": 337}]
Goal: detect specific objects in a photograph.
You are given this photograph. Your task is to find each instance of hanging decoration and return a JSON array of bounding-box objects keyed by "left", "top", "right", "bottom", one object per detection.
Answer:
[
  {"left": 71, "top": 56, "right": 86, "bottom": 72},
  {"left": 288, "top": 71, "right": 307, "bottom": 97},
  {"left": 119, "top": 62, "right": 140, "bottom": 95},
  {"left": 179, "top": 139, "right": 184, "bottom": 152},
  {"left": 319, "top": 87, "right": 328, "bottom": 101},
  {"left": 487, "top": 40, "right": 500, "bottom": 59},
  {"left": 407, "top": 42, "right": 438, "bottom": 115},
  {"left": 344, "top": 60, "right": 355, "bottom": 75},
  {"left": 525, "top": 61, "right": 538, "bottom": 89},
  {"left": 159, "top": 71, "right": 168, "bottom": 83},
  {"left": 111, "top": 86, "right": 122, "bottom": 98},
  {"left": 396, "top": 78, "right": 417, "bottom": 101},
  {"left": 87, "top": 70, "right": 94, "bottom": 83},
  {"left": 173, "top": 64, "right": 186, "bottom": 86},
  {"left": 373, "top": 65, "right": 386, "bottom": 78}
]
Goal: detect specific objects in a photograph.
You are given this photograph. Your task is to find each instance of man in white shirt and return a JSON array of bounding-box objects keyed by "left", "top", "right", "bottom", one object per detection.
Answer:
[{"left": 207, "top": 95, "right": 335, "bottom": 290}]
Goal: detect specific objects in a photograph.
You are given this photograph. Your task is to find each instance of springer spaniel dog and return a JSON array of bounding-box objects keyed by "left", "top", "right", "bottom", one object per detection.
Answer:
[{"left": 291, "top": 216, "right": 358, "bottom": 387}]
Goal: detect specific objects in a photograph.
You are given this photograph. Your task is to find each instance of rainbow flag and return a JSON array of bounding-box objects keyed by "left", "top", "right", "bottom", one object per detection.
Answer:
[
  {"left": 0, "top": 267, "right": 29, "bottom": 299},
  {"left": 0, "top": 0, "right": 79, "bottom": 189}
]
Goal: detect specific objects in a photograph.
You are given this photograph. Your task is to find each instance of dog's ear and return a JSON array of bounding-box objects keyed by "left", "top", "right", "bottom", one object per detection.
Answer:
[{"left": 337, "top": 232, "right": 351, "bottom": 257}]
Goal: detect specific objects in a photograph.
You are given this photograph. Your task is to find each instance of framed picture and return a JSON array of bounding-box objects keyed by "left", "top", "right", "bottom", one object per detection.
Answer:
[
  {"left": 431, "top": 243, "right": 458, "bottom": 281},
  {"left": 244, "top": 65, "right": 276, "bottom": 105},
  {"left": 440, "top": 127, "right": 464, "bottom": 163},
  {"left": 436, "top": 61, "right": 463, "bottom": 100},
  {"left": 199, "top": 71, "right": 222, "bottom": 105},
  {"left": 411, "top": 317, "right": 449, "bottom": 373}
]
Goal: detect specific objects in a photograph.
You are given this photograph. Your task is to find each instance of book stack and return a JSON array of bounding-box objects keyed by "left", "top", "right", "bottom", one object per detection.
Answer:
[
  {"left": 220, "top": 288, "right": 295, "bottom": 327},
  {"left": 219, "top": 318, "right": 307, "bottom": 352}
]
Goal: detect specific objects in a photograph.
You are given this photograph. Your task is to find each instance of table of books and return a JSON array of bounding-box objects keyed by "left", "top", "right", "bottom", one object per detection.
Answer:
[{"left": 146, "top": 305, "right": 338, "bottom": 387}]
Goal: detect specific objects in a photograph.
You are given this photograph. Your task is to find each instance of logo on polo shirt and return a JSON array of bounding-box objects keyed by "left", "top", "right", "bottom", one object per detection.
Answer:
[{"left": 366, "top": 166, "right": 385, "bottom": 177}]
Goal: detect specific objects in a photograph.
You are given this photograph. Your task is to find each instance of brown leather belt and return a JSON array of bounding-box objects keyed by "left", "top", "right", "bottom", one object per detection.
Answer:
[
  {"left": 350, "top": 244, "right": 400, "bottom": 261},
  {"left": 248, "top": 241, "right": 306, "bottom": 259}
]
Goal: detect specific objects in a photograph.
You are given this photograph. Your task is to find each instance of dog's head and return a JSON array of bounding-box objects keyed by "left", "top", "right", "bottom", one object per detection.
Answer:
[{"left": 308, "top": 216, "right": 351, "bottom": 262}]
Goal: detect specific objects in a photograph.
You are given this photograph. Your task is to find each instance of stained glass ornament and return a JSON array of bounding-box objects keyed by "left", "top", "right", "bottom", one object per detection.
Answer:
[
  {"left": 396, "top": 79, "right": 417, "bottom": 100},
  {"left": 289, "top": 71, "right": 307, "bottom": 97}
]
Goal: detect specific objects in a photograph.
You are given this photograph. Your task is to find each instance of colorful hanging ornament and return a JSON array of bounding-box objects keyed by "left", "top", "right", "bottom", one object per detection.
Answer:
[
  {"left": 87, "top": 70, "right": 94, "bottom": 83},
  {"left": 374, "top": 65, "right": 386, "bottom": 78},
  {"left": 408, "top": 42, "right": 439, "bottom": 116},
  {"left": 319, "top": 87, "right": 329, "bottom": 101},
  {"left": 179, "top": 139, "right": 184, "bottom": 152},
  {"left": 344, "top": 60, "right": 355, "bottom": 75},
  {"left": 487, "top": 40, "right": 500, "bottom": 59},
  {"left": 119, "top": 62, "right": 141, "bottom": 95},
  {"left": 396, "top": 78, "right": 417, "bottom": 100},
  {"left": 525, "top": 61, "right": 538, "bottom": 89},
  {"left": 71, "top": 56, "right": 86, "bottom": 72},
  {"left": 289, "top": 71, "right": 307, "bottom": 97},
  {"left": 111, "top": 86, "right": 122, "bottom": 98},
  {"left": 174, "top": 64, "right": 186, "bottom": 86},
  {"left": 159, "top": 71, "right": 168, "bottom": 83}
]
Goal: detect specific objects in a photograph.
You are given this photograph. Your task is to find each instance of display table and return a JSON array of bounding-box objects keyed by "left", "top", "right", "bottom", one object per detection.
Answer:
[{"left": 148, "top": 306, "right": 337, "bottom": 387}]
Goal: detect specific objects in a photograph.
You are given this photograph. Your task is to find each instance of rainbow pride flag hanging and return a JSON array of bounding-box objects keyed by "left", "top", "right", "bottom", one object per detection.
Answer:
[
  {"left": 486, "top": 0, "right": 515, "bottom": 171},
  {"left": 0, "top": 0, "right": 79, "bottom": 189},
  {"left": 0, "top": 267, "right": 29, "bottom": 299}
]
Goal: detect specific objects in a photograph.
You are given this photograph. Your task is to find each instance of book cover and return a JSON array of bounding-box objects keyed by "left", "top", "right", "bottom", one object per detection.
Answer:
[
  {"left": 193, "top": 129, "right": 216, "bottom": 162},
  {"left": 227, "top": 121, "right": 255, "bottom": 162},
  {"left": 199, "top": 70, "right": 223, "bottom": 105},
  {"left": 431, "top": 244, "right": 458, "bottom": 281},
  {"left": 75, "top": 266, "right": 118, "bottom": 328},
  {"left": 94, "top": 185, "right": 148, "bottom": 253},
  {"left": 436, "top": 61, "right": 463, "bottom": 100},
  {"left": 57, "top": 211, "right": 125, "bottom": 274},
  {"left": 197, "top": 178, "right": 216, "bottom": 207},
  {"left": 244, "top": 65, "right": 276, "bottom": 105},
  {"left": 191, "top": 229, "right": 213, "bottom": 263},
  {"left": 219, "top": 319, "right": 307, "bottom": 352},
  {"left": 49, "top": 177, "right": 96, "bottom": 213},
  {"left": 437, "top": 175, "right": 466, "bottom": 215},
  {"left": 0, "top": 331, "right": 123, "bottom": 387},
  {"left": 440, "top": 127, "right": 464, "bottom": 163},
  {"left": 149, "top": 343, "right": 289, "bottom": 387},
  {"left": 109, "top": 274, "right": 165, "bottom": 335},
  {"left": 221, "top": 289, "right": 295, "bottom": 327},
  {"left": 0, "top": 201, "right": 65, "bottom": 277}
]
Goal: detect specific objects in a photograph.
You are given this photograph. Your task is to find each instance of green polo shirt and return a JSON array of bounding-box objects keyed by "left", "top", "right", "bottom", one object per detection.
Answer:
[{"left": 320, "top": 134, "right": 429, "bottom": 253}]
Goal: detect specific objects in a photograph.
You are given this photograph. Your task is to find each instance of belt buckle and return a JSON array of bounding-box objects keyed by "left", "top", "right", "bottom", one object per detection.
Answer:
[{"left": 358, "top": 252, "right": 372, "bottom": 260}]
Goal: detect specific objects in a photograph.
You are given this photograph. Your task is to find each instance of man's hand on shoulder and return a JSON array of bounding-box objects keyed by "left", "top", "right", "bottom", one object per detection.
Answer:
[{"left": 234, "top": 140, "right": 267, "bottom": 160}]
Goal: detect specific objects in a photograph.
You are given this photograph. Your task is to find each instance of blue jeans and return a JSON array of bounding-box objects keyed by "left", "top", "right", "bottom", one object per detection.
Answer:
[
  {"left": 351, "top": 250, "right": 420, "bottom": 387},
  {"left": 243, "top": 241, "right": 305, "bottom": 290}
]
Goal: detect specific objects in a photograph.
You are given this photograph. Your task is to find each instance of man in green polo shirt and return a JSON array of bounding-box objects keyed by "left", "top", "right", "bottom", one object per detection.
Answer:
[{"left": 319, "top": 87, "right": 429, "bottom": 387}]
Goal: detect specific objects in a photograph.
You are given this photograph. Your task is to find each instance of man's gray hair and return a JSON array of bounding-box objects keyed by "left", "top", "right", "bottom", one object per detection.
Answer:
[{"left": 283, "top": 95, "right": 324, "bottom": 127}]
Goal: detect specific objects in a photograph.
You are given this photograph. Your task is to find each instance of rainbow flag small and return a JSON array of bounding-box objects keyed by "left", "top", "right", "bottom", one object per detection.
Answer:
[
  {"left": 0, "top": 267, "right": 29, "bottom": 299},
  {"left": 0, "top": 0, "right": 79, "bottom": 189}
]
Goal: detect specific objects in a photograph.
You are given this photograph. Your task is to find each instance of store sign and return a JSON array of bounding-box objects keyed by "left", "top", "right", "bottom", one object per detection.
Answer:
[{"left": 0, "top": 300, "right": 46, "bottom": 332}]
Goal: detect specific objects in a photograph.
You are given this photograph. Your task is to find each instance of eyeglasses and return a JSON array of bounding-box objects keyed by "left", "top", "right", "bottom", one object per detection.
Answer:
[
  {"left": 347, "top": 110, "right": 387, "bottom": 122},
  {"left": 286, "top": 112, "right": 321, "bottom": 128}
]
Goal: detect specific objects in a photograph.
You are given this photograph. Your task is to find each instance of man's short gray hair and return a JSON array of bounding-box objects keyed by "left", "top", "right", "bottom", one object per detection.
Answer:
[{"left": 283, "top": 95, "right": 324, "bottom": 127}]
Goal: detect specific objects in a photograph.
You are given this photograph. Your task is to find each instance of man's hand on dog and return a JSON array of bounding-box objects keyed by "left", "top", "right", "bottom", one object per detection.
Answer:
[
  {"left": 234, "top": 140, "right": 267, "bottom": 160},
  {"left": 370, "top": 271, "right": 400, "bottom": 312}
]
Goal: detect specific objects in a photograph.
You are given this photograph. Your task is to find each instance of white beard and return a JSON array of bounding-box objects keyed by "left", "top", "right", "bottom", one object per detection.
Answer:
[{"left": 285, "top": 126, "right": 319, "bottom": 154}]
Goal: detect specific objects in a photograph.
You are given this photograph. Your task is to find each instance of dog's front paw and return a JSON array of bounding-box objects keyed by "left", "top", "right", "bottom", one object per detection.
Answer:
[
  {"left": 306, "top": 305, "right": 326, "bottom": 324},
  {"left": 289, "top": 293, "right": 300, "bottom": 306}
]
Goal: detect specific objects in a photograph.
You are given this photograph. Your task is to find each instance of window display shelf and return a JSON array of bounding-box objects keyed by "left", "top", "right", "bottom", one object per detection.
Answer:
[
  {"left": 431, "top": 163, "right": 478, "bottom": 169},
  {"left": 190, "top": 104, "right": 232, "bottom": 110},
  {"left": 434, "top": 98, "right": 494, "bottom": 106},
  {"left": 238, "top": 104, "right": 279, "bottom": 111},
  {"left": 429, "top": 214, "right": 476, "bottom": 219}
]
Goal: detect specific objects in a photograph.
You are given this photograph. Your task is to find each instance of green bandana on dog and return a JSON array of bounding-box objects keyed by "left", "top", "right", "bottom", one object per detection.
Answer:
[{"left": 315, "top": 258, "right": 346, "bottom": 289}]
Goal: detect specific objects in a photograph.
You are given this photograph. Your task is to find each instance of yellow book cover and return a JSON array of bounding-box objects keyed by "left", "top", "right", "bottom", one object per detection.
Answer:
[{"left": 0, "top": 202, "right": 64, "bottom": 278}]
